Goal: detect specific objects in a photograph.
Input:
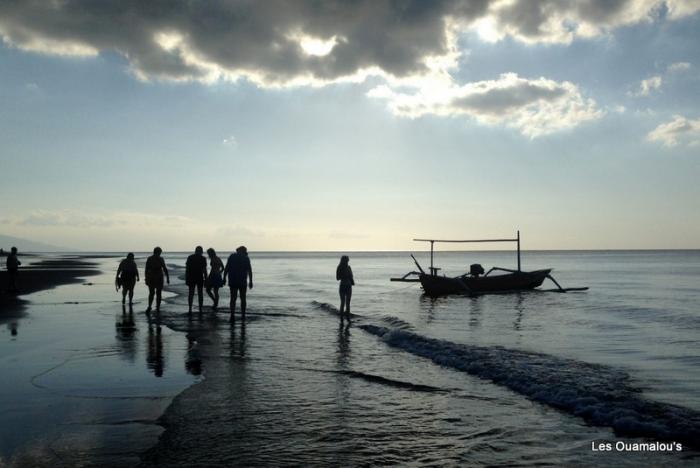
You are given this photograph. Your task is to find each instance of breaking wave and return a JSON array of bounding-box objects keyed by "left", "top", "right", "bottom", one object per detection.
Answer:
[
  {"left": 360, "top": 325, "right": 700, "bottom": 448},
  {"left": 310, "top": 300, "right": 360, "bottom": 319},
  {"left": 380, "top": 315, "right": 413, "bottom": 330}
]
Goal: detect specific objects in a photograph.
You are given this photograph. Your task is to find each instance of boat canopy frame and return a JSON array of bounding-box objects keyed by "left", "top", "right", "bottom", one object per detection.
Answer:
[{"left": 414, "top": 230, "right": 522, "bottom": 276}]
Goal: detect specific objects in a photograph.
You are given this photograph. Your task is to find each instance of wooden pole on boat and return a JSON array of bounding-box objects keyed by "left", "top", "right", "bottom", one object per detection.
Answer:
[
  {"left": 430, "top": 240, "right": 434, "bottom": 275},
  {"left": 517, "top": 230, "right": 521, "bottom": 272}
]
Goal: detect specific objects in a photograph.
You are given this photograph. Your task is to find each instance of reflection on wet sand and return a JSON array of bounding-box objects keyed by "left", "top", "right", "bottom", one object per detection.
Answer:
[
  {"left": 147, "top": 317, "right": 164, "bottom": 377},
  {"left": 115, "top": 304, "right": 138, "bottom": 363},
  {"left": 336, "top": 322, "right": 350, "bottom": 370},
  {"left": 185, "top": 335, "right": 202, "bottom": 376},
  {"left": 229, "top": 321, "right": 247, "bottom": 358}
]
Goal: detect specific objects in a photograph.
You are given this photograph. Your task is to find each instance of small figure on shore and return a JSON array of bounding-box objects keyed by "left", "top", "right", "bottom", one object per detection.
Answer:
[
  {"left": 145, "top": 247, "right": 169, "bottom": 313},
  {"left": 186, "top": 246, "right": 208, "bottom": 314},
  {"left": 206, "top": 248, "right": 225, "bottom": 310},
  {"left": 223, "top": 246, "right": 253, "bottom": 321},
  {"left": 6, "top": 246, "right": 21, "bottom": 293},
  {"left": 116, "top": 253, "right": 140, "bottom": 306},
  {"left": 336, "top": 255, "right": 354, "bottom": 322}
]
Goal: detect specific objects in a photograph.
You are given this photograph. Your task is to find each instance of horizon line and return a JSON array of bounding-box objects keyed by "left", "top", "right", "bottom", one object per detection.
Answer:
[{"left": 13, "top": 248, "right": 700, "bottom": 254}]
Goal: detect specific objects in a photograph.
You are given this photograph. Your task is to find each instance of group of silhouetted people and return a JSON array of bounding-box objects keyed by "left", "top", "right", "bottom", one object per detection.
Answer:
[
  {"left": 116, "top": 246, "right": 253, "bottom": 319},
  {"left": 116, "top": 249, "right": 354, "bottom": 323}
]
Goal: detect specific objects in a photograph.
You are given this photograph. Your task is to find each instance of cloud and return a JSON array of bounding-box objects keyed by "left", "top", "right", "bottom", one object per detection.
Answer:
[
  {"left": 665, "top": 0, "right": 700, "bottom": 19},
  {"left": 632, "top": 75, "right": 663, "bottom": 96},
  {"left": 12, "top": 210, "right": 193, "bottom": 228},
  {"left": 222, "top": 135, "right": 238, "bottom": 148},
  {"left": 667, "top": 61, "right": 691, "bottom": 72},
  {"left": 647, "top": 115, "right": 700, "bottom": 147},
  {"left": 630, "top": 61, "right": 692, "bottom": 96},
  {"left": 328, "top": 230, "right": 369, "bottom": 240},
  {"left": 217, "top": 226, "right": 265, "bottom": 238},
  {"left": 369, "top": 73, "right": 603, "bottom": 138},
  {"left": 1, "top": 1, "right": 698, "bottom": 87},
  {"left": 472, "top": 0, "right": 700, "bottom": 45}
]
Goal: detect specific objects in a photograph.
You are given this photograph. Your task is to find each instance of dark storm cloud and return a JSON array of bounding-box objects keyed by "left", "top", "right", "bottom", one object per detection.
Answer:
[
  {"left": 2, "top": 1, "right": 696, "bottom": 85},
  {"left": 0, "top": 0, "right": 487, "bottom": 83},
  {"left": 452, "top": 80, "right": 568, "bottom": 115}
]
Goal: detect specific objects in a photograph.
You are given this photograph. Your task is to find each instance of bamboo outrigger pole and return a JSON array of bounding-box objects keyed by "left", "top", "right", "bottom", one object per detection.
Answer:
[{"left": 413, "top": 231, "right": 522, "bottom": 275}]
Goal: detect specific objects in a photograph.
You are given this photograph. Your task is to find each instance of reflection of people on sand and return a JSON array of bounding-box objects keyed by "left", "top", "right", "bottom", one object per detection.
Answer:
[
  {"left": 116, "top": 304, "right": 137, "bottom": 338},
  {"left": 116, "top": 253, "right": 140, "bottom": 306},
  {"left": 116, "top": 304, "right": 138, "bottom": 362},
  {"left": 337, "top": 322, "right": 350, "bottom": 368},
  {"left": 223, "top": 246, "right": 253, "bottom": 320},
  {"left": 230, "top": 321, "right": 247, "bottom": 358},
  {"left": 5, "top": 247, "right": 21, "bottom": 293},
  {"left": 186, "top": 246, "right": 207, "bottom": 314},
  {"left": 206, "top": 248, "right": 224, "bottom": 310},
  {"left": 145, "top": 247, "right": 169, "bottom": 313},
  {"left": 185, "top": 335, "right": 202, "bottom": 376},
  {"left": 336, "top": 255, "right": 354, "bottom": 323},
  {"left": 147, "top": 318, "right": 164, "bottom": 377}
]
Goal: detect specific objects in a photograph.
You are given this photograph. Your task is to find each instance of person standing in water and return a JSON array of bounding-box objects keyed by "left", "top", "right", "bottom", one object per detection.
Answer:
[
  {"left": 336, "top": 255, "right": 354, "bottom": 322},
  {"left": 116, "top": 253, "right": 139, "bottom": 306},
  {"left": 186, "top": 246, "right": 208, "bottom": 314},
  {"left": 223, "top": 246, "right": 253, "bottom": 320},
  {"left": 5, "top": 246, "right": 21, "bottom": 293},
  {"left": 206, "top": 248, "right": 224, "bottom": 310},
  {"left": 145, "top": 247, "right": 169, "bottom": 313}
]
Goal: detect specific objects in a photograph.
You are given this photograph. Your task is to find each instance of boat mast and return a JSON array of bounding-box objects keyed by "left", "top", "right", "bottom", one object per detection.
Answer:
[{"left": 517, "top": 230, "right": 521, "bottom": 272}]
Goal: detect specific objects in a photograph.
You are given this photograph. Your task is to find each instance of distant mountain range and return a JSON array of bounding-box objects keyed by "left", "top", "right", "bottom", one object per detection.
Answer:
[{"left": 0, "top": 234, "right": 71, "bottom": 252}]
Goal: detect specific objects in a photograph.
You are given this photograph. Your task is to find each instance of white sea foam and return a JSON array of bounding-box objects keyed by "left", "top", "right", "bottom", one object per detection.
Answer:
[{"left": 360, "top": 325, "right": 700, "bottom": 448}]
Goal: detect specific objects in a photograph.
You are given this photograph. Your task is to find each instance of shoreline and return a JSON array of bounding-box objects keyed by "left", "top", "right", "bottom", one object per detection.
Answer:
[
  {"left": 0, "top": 257, "right": 101, "bottom": 321},
  {"left": 0, "top": 256, "right": 198, "bottom": 467}
]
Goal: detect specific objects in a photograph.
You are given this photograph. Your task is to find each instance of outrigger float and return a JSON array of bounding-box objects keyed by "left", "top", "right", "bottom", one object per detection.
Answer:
[{"left": 391, "top": 231, "right": 588, "bottom": 296}]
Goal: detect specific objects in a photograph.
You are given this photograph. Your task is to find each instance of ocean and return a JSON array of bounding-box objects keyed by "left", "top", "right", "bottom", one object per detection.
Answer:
[{"left": 1, "top": 250, "right": 699, "bottom": 466}]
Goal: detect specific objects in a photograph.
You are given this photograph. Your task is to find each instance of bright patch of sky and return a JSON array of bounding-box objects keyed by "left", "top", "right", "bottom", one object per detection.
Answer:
[{"left": 0, "top": 1, "right": 699, "bottom": 251}]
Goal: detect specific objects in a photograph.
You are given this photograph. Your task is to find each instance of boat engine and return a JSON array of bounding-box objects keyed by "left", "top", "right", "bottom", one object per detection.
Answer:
[{"left": 470, "top": 263, "right": 485, "bottom": 277}]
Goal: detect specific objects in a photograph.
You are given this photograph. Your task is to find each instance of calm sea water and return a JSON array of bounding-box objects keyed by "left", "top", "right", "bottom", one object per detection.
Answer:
[
  {"left": 141, "top": 250, "right": 700, "bottom": 466},
  {"left": 2, "top": 251, "right": 699, "bottom": 466}
]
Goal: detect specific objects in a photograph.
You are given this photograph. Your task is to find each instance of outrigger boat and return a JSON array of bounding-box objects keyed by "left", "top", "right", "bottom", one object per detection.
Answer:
[{"left": 391, "top": 231, "right": 587, "bottom": 296}]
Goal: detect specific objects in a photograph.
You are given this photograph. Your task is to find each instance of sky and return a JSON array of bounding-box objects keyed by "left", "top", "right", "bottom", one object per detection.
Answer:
[{"left": 1, "top": 0, "right": 699, "bottom": 251}]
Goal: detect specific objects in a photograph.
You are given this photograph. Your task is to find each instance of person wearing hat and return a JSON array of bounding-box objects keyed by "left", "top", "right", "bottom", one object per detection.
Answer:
[
  {"left": 223, "top": 246, "right": 253, "bottom": 320},
  {"left": 186, "top": 246, "right": 208, "bottom": 314}
]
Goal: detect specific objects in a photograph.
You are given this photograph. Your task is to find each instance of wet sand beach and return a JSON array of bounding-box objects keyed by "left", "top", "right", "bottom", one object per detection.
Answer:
[
  {"left": 0, "top": 255, "right": 197, "bottom": 467},
  {"left": 0, "top": 256, "right": 100, "bottom": 318}
]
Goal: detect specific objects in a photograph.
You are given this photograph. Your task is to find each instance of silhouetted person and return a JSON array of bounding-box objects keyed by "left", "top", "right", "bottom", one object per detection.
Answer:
[
  {"left": 206, "top": 247, "right": 224, "bottom": 310},
  {"left": 6, "top": 246, "right": 20, "bottom": 293},
  {"left": 186, "top": 246, "right": 208, "bottom": 314},
  {"left": 224, "top": 246, "right": 253, "bottom": 320},
  {"left": 145, "top": 247, "right": 169, "bottom": 313},
  {"left": 336, "top": 255, "right": 354, "bottom": 322},
  {"left": 116, "top": 253, "right": 140, "bottom": 306}
]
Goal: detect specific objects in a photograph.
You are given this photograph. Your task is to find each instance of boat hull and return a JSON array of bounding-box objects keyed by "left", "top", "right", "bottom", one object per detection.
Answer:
[{"left": 419, "top": 269, "right": 551, "bottom": 296}]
